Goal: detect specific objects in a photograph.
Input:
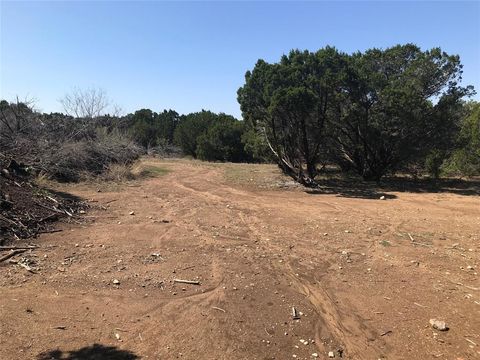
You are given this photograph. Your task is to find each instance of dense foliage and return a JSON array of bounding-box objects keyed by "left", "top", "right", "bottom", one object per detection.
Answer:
[
  {"left": 442, "top": 101, "right": 480, "bottom": 176},
  {"left": 238, "top": 44, "right": 476, "bottom": 184},
  {"left": 129, "top": 109, "right": 180, "bottom": 148},
  {"left": 173, "top": 110, "right": 251, "bottom": 162},
  {"left": 197, "top": 117, "right": 251, "bottom": 162}
]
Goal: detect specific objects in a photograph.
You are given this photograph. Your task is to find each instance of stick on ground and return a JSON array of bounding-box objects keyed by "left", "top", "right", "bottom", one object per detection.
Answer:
[
  {"left": 173, "top": 278, "right": 200, "bottom": 285},
  {"left": 0, "top": 249, "right": 27, "bottom": 263},
  {"left": 212, "top": 306, "right": 226, "bottom": 313},
  {"left": 0, "top": 245, "right": 37, "bottom": 251}
]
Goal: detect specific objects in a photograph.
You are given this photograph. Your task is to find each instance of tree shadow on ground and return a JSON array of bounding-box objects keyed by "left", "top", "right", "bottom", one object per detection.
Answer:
[
  {"left": 36, "top": 344, "right": 140, "bottom": 360},
  {"left": 306, "top": 176, "right": 480, "bottom": 199}
]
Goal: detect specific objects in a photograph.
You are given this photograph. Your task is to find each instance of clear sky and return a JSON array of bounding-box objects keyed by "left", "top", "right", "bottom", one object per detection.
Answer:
[{"left": 1, "top": 1, "right": 479, "bottom": 118}]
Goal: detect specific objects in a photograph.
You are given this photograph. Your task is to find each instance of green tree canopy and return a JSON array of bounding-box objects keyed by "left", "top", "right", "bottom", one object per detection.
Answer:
[
  {"left": 129, "top": 109, "right": 179, "bottom": 148},
  {"left": 174, "top": 110, "right": 222, "bottom": 157},
  {"left": 238, "top": 44, "right": 474, "bottom": 184},
  {"left": 197, "top": 117, "right": 251, "bottom": 162},
  {"left": 238, "top": 47, "right": 346, "bottom": 185}
]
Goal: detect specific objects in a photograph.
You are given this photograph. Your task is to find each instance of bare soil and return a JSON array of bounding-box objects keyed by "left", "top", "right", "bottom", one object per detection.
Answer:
[{"left": 1, "top": 159, "right": 479, "bottom": 360}]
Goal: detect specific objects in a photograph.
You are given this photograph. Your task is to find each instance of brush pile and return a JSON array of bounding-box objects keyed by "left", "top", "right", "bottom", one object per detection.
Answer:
[{"left": 0, "top": 159, "right": 88, "bottom": 245}]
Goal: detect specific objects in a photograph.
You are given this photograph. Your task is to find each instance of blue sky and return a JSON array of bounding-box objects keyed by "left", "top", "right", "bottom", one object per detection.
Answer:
[{"left": 1, "top": 1, "right": 479, "bottom": 118}]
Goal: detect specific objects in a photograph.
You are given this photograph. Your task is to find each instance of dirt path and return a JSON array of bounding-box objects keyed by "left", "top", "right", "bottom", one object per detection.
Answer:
[{"left": 1, "top": 159, "right": 479, "bottom": 360}]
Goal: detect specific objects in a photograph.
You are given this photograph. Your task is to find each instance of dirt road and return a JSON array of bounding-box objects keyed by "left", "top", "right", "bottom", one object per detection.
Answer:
[{"left": 1, "top": 159, "right": 479, "bottom": 359}]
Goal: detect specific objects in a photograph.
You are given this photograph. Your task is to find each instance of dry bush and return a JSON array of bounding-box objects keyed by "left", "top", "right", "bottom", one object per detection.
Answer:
[
  {"left": 0, "top": 100, "right": 142, "bottom": 182},
  {"left": 102, "top": 163, "right": 136, "bottom": 182}
]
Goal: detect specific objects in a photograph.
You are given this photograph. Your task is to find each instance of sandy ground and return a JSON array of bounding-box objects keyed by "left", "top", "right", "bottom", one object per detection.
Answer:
[{"left": 1, "top": 159, "right": 479, "bottom": 360}]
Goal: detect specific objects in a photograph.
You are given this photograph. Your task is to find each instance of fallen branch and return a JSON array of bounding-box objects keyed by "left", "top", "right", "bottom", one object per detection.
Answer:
[
  {"left": 38, "top": 229, "right": 63, "bottom": 234},
  {"left": 0, "top": 249, "right": 27, "bottom": 263},
  {"left": 412, "top": 241, "right": 433, "bottom": 247},
  {"left": 173, "top": 278, "right": 200, "bottom": 285},
  {"left": 212, "top": 306, "right": 226, "bottom": 313},
  {"left": 34, "top": 201, "right": 67, "bottom": 215},
  {"left": 46, "top": 195, "right": 59, "bottom": 204},
  {"left": 465, "top": 338, "right": 477, "bottom": 346},
  {"left": 413, "top": 302, "right": 427, "bottom": 308},
  {"left": 18, "top": 261, "right": 36, "bottom": 273},
  {"left": 0, "top": 245, "right": 37, "bottom": 250}
]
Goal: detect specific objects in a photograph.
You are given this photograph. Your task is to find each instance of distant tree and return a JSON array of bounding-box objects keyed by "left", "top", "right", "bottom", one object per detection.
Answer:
[
  {"left": 59, "top": 87, "right": 109, "bottom": 118},
  {"left": 173, "top": 110, "right": 218, "bottom": 157},
  {"left": 197, "top": 117, "right": 251, "bottom": 162},
  {"left": 129, "top": 109, "right": 157, "bottom": 148},
  {"left": 156, "top": 109, "right": 180, "bottom": 144},
  {"left": 128, "top": 109, "right": 180, "bottom": 148}
]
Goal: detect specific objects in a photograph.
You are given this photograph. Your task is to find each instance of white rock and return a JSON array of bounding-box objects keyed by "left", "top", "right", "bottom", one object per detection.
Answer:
[
  {"left": 429, "top": 319, "right": 448, "bottom": 331},
  {"left": 328, "top": 351, "right": 335, "bottom": 358},
  {"left": 113, "top": 279, "right": 120, "bottom": 285},
  {"left": 380, "top": 196, "right": 386, "bottom": 200},
  {"left": 312, "top": 353, "right": 319, "bottom": 358},
  {"left": 129, "top": 211, "right": 135, "bottom": 215}
]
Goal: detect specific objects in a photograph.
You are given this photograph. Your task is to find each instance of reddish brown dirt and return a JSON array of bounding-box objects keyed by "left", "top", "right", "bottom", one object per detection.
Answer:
[{"left": 1, "top": 159, "right": 479, "bottom": 360}]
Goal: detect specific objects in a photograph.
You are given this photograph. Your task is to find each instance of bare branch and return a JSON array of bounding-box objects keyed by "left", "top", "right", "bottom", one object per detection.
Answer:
[{"left": 59, "top": 87, "right": 110, "bottom": 118}]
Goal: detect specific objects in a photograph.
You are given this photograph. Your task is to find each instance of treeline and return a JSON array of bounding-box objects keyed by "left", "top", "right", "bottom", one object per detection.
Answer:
[
  {"left": 128, "top": 109, "right": 251, "bottom": 162},
  {"left": 0, "top": 101, "right": 252, "bottom": 182},
  {"left": 1, "top": 44, "right": 478, "bottom": 185},
  {"left": 238, "top": 44, "right": 479, "bottom": 184}
]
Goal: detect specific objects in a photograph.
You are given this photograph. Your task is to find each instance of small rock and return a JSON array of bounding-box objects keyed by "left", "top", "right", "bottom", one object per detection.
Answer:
[
  {"left": 380, "top": 196, "right": 386, "bottom": 200},
  {"left": 113, "top": 279, "right": 120, "bottom": 285},
  {"left": 467, "top": 265, "right": 474, "bottom": 270},
  {"left": 328, "top": 351, "right": 335, "bottom": 358},
  {"left": 115, "top": 333, "right": 121, "bottom": 340},
  {"left": 312, "top": 353, "right": 319, "bottom": 358},
  {"left": 129, "top": 211, "right": 135, "bottom": 215},
  {"left": 429, "top": 319, "right": 448, "bottom": 331}
]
